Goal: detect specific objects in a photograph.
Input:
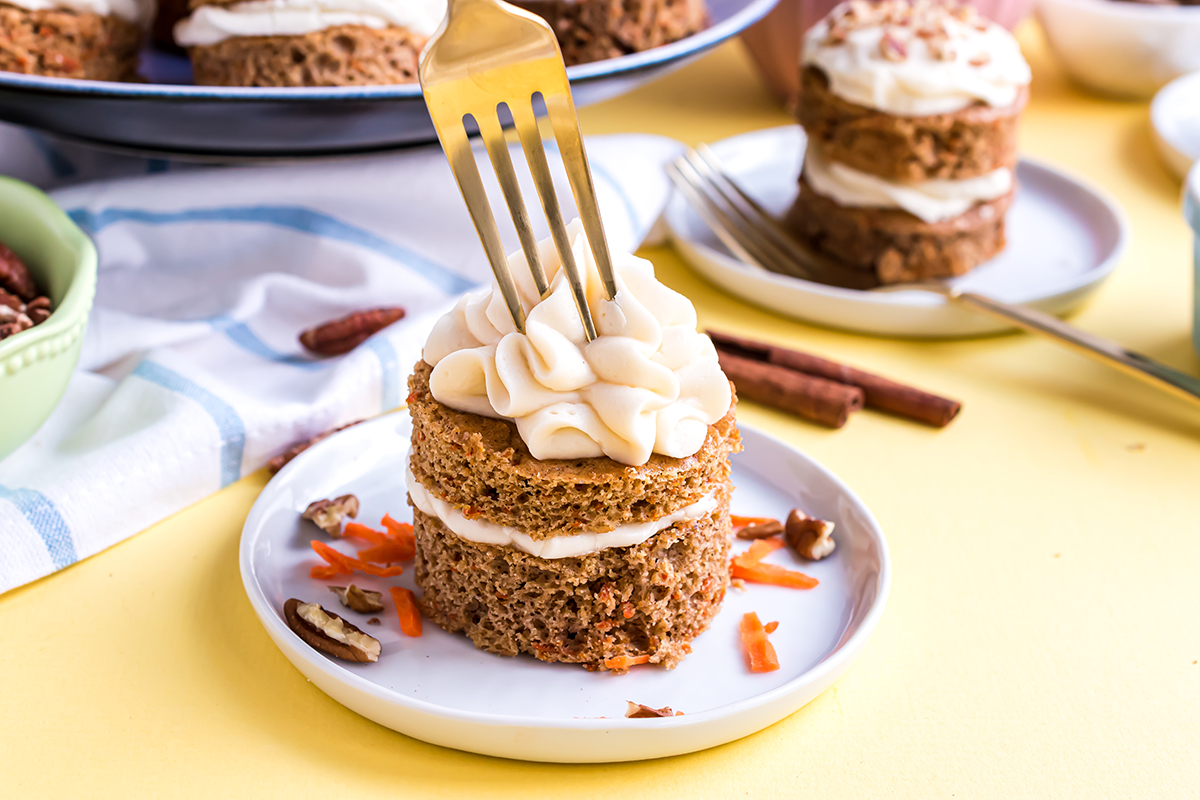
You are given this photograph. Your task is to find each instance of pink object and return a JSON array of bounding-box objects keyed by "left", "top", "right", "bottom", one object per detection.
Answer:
[{"left": 740, "top": 0, "right": 1036, "bottom": 105}]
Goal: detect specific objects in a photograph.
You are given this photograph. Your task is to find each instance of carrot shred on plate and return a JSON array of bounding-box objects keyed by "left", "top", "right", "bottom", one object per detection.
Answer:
[
  {"left": 311, "top": 540, "right": 404, "bottom": 578},
  {"left": 357, "top": 538, "right": 415, "bottom": 564},
  {"left": 732, "top": 561, "right": 819, "bottom": 589},
  {"left": 739, "top": 612, "right": 780, "bottom": 673},
  {"left": 381, "top": 514, "right": 414, "bottom": 539},
  {"left": 764, "top": 621, "right": 779, "bottom": 634},
  {"left": 730, "top": 537, "right": 818, "bottom": 589},
  {"left": 310, "top": 564, "right": 345, "bottom": 580},
  {"left": 389, "top": 587, "right": 422, "bottom": 636},
  {"left": 341, "top": 521, "right": 389, "bottom": 545},
  {"left": 603, "top": 654, "right": 651, "bottom": 671},
  {"left": 731, "top": 515, "right": 778, "bottom": 528}
]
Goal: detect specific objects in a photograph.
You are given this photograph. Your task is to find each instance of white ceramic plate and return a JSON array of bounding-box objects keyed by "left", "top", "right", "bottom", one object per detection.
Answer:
[
  {"left": 665, "top": 126, "right": 1130, "bottom": 339},
  {"left": 241, "top": 413, "right": 890, "bottom": 763},
  {"left": 1151, "top": 71, "right": 1200, "bottom": 179}
]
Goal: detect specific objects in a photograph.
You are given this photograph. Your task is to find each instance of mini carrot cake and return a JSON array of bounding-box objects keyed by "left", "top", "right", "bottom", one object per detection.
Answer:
[
  {"left": 511, "top": 0, "right": 707, "bottom": 65},
  {"left": 173, "top": 0, "right": 446, "bottom": 86},
  {"left": 789, "top": 0, "right": 1031, "bottom": 284},
  {"left": 406, "top": 221, "right": 739, "bottom": 671},
  {"left": 0, "top": 0, "right": 142, "bottom": 80}
]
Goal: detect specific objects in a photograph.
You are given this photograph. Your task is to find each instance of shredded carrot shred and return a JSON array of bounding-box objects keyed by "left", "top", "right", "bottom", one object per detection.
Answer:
[
  {"left": 381, "top": 514, "right": 414, "bottom": 539},
  {"left": 603, "top": 654, "right": 651, "bottom": 671},
  {"left": 739, "top": 612, "right": 780, "bottom": 673},
  {"left": 310, "top": 564, "right": 345, "bottom": 580},
  {"left": 357, "top": 538, "right": 415, "bottom": 564},
  {"left": 311, "top": 540, "right": 404, "bottom": 578},
  {"left": 731, "top": 538, "right": 818, "bottom": 589},
  {"left": 732, "top": 561, "right": 819, "bottom": 589},
  {"left": 389, "top": 587, "right": 422, "bottom": 636},
  {"left": 764, "top": 621, "right": 779, "bottom": 634},
  {"left": 341, "top": 521, "right": 389, "bottom": 545},
  {"left": 731, "top": 515, "right": 779, "bottom": 528}
]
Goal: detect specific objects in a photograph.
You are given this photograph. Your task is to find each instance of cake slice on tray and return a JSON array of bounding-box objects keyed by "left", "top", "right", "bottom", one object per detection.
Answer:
[
  {"left": 406, "top": 221, "right": 740, "bottom": 671},
  {"left": 789, "top": 0, "right": 1032, "bottom": 285},
  {"left": 173, "top": 0, "right": 446, "bottom": 86},
  {"left": 510, "top": 0, "right": 708, "bottom": 65},
  {"left": 0, "top": 0, "right": 142, "bottom": 80}
]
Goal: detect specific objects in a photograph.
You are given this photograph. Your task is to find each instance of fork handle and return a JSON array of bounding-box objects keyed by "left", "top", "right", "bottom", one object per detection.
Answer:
[{"left": 950, "top": 290, "right": 1200, "bottom": 409}]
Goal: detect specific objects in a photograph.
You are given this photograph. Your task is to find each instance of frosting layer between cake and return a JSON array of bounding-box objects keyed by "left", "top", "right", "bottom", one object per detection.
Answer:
[
  {"left": 803, "top": 147, "right": 1012, "bottom": 223},
  {"left": 3, "top": 0, "right": 142, "bottom": 23},
  {"left": 175, "top": 0, "right": 445, "bottom": 46},
  {"left": 407, "top": 461, "right": 719, "bottom": 559}
]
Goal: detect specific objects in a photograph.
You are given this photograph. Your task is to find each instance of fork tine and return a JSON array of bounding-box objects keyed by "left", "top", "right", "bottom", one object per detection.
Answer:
[
  {"left": 542, "top": 91, "right": 620, "bottom": 302},
  {"left": 510, "top": 99, "right": 599, "bottom": 341},
  {"left": 434, "top": 120, "right": 527, "bottom": 333},
  {"left": 670, "top": 156, "right": 813, "bottom": 281},
  {"left": 691, "top": 145, "right": 838, "bottom": 276},
  {"left": 476, "top": 110, "right": 550, "bottom": 298}
]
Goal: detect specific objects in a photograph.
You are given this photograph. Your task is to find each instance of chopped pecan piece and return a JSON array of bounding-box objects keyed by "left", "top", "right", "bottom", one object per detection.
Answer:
[
  {"left": 299, "top": 307, "right": 406, "bottom": 356},
  {"left": 785, "top": 509, "right": 836, "bottom": 561},
  {"left": 267, "top": 420, "right": 364, "bottom": 474},
  {"left": 284, "top": 598, "right": 380, "bottom": 663},
  {"left": 329, "top": 584, "right": 385, "bottom": 614},
  {"left": 736, "top": 519, "right": 784, "bottom": 540},
  {"left": 625, "top": 702, "right": 683, "bottom": 719},
  {"left": 0, "top": 244, "right": 37, "bottom": 302},
  {"left": 302, "top": 494, "right": 360, "bottom": 535}
]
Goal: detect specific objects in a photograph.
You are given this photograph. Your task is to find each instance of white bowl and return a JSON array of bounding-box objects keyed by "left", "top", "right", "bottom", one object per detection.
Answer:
[{"left": 1037, "top": 0, "right": 1200, "bottom": 99}]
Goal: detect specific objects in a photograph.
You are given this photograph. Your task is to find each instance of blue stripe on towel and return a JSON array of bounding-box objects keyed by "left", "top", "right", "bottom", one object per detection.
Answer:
[
  {"left": 65, "top": 205, "right": 476, "bottom": 294},
  {"left": 363, "top": 336, "right": 401, "bottom": 410},
  {"left": 132, "top": 361, "right": 246, "bottom": 487},
  {"left": 208, "top": 316, "right": 326, "bottom": 372},
  {"left": 0, "top": 485, "right": 77, "bottom": 569}
]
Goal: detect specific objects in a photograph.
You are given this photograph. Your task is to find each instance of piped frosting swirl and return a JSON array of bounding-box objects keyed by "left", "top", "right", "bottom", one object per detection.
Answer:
[{"left": 423, "top": 220, "right": 732, "bottom": 467}]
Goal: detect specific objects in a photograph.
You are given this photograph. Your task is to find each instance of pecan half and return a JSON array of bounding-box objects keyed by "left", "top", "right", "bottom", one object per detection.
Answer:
[
  {"left": 267, "top": 420, "right": 365, "bottom": 474},
  {"left": 284, "top": 598, "right": 380, "bottom": 663},
  {"left": 329, "top": 584, "right": 385, "bottom": 614},
  {"left": 785, "top": 509, "right": 836, "bottom": 561},
  {"left": 879, "top": 31, "right": 907, "bottom": 62},
  {"left": 625, "top": 702, "right": 683, "bottom": 719},
  {"left": 0, "top": 244, "right": 37, "bottom": 302},
  {"left": 736, "top": 519, "right": 784, "bottom": 540},
  {"left": 302, "top": 494, "right": 360, "bottom": 534},
  {"left": 299, "top": 307, "right": 406, "bottom": 356}
]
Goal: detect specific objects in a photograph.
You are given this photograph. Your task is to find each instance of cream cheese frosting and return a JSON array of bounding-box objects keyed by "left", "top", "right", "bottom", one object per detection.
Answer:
[
  {"left": 407, "top": 462, "right": 719, "bottom": 559},
  {"left": 4, "top": 0, "right": 143, "bottom": 23},
  {"left": 423, "top": 220, "right": 732, "bottom": 467},
  {"left": 174, "top": 0, "right": 446, "bottom": 47},
  {"left": 803, "top": 147, "right": 1012, "bottom": 222},
  {"left": 802, "top": 0, "right": 1031, "bottom": 116}
]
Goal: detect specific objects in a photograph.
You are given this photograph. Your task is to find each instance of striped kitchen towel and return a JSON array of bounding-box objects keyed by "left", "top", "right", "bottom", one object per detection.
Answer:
[{"left": 0, "top": 124, "right": 683, "bottom": 594}]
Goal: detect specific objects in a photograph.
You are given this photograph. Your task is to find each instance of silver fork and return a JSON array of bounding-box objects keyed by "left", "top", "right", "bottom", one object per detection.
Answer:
[
  {"left": 418, "top": 0, "right": 617, "bottom": 340},
  {"left": 669, "top": 146, "right": 1200, "bottom": 410}
]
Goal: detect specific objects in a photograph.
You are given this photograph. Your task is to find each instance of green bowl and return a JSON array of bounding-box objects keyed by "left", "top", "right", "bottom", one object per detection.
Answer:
[{"left": 0, "top": 177, "right": 97, "bottom": 461}]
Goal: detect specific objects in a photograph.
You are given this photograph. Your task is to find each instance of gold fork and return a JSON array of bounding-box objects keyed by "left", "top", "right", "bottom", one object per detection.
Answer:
[
  {"left": 670, "top": 145, "right": 1200, "bottom": 411},
  {"left": 419, "top": 0, "right": 617, "bottom": 340}
]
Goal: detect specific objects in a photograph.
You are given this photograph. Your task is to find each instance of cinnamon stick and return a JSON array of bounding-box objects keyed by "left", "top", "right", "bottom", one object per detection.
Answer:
[
  {"left": 709, "top": 330, "right": 961, "bottom": 428},
  {"left": 717, "top": 351, "right": 863, "bottom": 428}
]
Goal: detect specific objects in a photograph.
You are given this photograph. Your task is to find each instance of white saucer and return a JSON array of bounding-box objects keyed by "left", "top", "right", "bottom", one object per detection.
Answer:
[
  {"left": 1152, "top": 71, "right": 1200, "bottom": 179},
  {"left": 664, "top": 126, "right": 1130, "bottom": 339},
  {"left": 240, "top": 413, "right": 890, "bottom": 763}
]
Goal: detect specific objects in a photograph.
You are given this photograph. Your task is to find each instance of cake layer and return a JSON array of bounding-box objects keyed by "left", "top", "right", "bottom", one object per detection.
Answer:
[
  {"left": 411, "top": 484, "right": 731, "bottom": 670},
  {"left": 188, "top": 23, "right": 422, "bottom": 86},
  {"left": 511, "top": 0, "right": 706, "bottom": 65},
  {"left": 798, "top": 66, "right": 1027, "bottom": 183},
  {"left": 788, "top": 175, "right": 1011, "bottom": 284},
  {"left": 408, "top": 359, "right": 740, "bottom": 539},
  {"left": 0, "top": 4, "right": 140, "bottom": 80}
]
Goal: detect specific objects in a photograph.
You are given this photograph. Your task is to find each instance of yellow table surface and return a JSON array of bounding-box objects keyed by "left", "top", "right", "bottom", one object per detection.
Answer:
[{"left": 3, "top": 23, "right": 1199, "bottom": 798}]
